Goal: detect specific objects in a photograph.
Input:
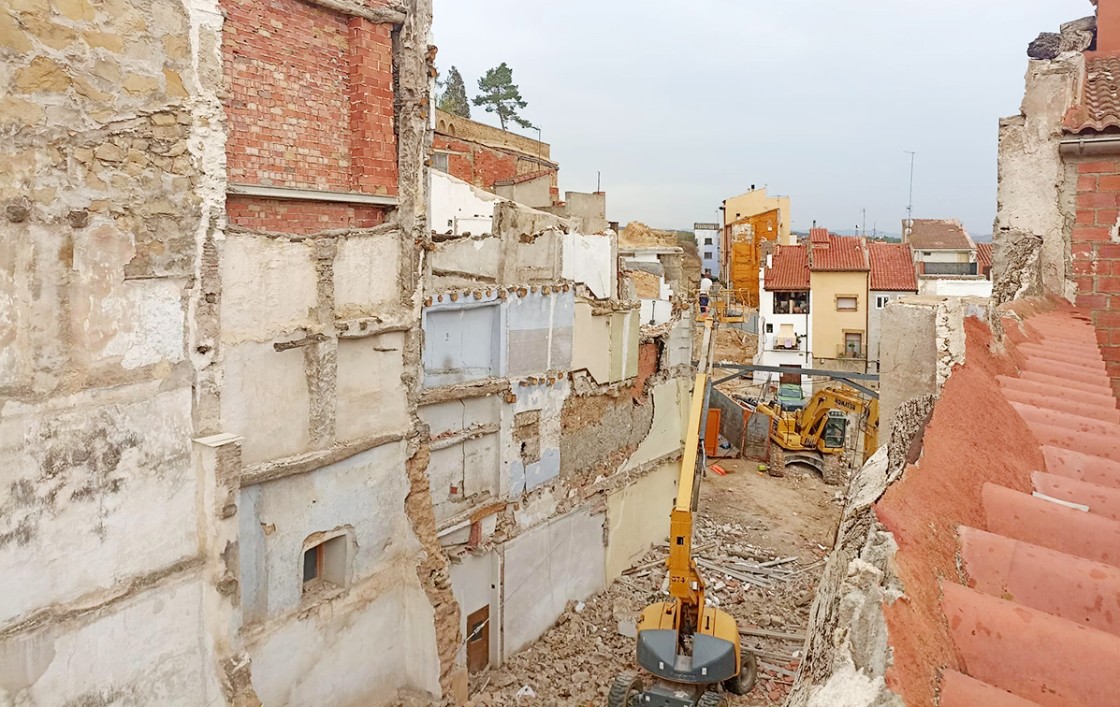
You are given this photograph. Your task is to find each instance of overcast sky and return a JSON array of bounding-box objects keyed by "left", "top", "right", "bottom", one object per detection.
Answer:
[{"left": 433, "top": 1, "right": 1091, "bottom": 236}]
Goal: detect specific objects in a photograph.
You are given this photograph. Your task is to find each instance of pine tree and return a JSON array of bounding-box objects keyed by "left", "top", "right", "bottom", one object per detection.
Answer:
[
  {"left": 438, "top": 66, "right": 471, "bottom": 119},
  {"left": 472, "top": 62, "right": 534, "bottom": 131}
]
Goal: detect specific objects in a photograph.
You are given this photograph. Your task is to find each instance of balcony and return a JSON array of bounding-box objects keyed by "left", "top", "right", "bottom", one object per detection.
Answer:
[{"left": 766, "top": 334, "right": 805, "bottom": 352}]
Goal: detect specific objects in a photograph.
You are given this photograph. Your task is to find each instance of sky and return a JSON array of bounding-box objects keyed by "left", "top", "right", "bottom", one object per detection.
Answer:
[{"left": 432, "top": 0, "right": 1092, "bottom": 236}]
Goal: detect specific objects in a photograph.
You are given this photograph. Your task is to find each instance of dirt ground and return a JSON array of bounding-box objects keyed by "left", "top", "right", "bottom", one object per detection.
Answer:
[{"left": 465, "top": 462, "right": 843, "bottom": 706}]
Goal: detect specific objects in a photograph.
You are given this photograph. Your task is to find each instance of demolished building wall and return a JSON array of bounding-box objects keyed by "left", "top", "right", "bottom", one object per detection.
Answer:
[
  {"left": 1, "top": 0, "right": 455, "bottom": 704},
  {"left": 422, "top": 186, "right": 695, "bottom": 685}
]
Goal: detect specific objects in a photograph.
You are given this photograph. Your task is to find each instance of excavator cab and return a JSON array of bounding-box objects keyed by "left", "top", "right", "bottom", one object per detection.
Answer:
[{"left": 820, "top": 410, "right": 847, "bottom": 451}]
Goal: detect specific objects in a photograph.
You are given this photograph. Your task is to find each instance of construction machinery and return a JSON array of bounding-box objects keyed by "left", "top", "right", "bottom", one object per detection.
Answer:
[
  {"left": 609, "top": 319, "right": 757, "bottom": 707},
  {"left": 755, "top": 385, "right": 879, "bottom": 465}
]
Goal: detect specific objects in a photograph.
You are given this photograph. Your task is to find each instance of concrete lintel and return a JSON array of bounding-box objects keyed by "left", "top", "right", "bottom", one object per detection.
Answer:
[
  {"left": 228, "top": 183, "right": 399, "bottom": 207},
  {"left": 193, "top": 432, "right": 244, "bottom": 448},
  {"left": 297, "top": 0, "right": 406, "bottom": 24},
  {"left": 240, "top": 432, "right": 408, "bottom": 487}
]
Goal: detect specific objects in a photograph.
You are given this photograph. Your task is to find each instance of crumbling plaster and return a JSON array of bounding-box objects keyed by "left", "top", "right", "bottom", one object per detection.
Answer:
[{"left": 994, "top": 53, "right": 1083, "bottom": 303}]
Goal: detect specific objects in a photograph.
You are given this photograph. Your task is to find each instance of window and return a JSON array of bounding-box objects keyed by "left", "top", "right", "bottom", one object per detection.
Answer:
[
  {"left": 773, "top": 291, "right": 809, "bottom": 315},
  {"left": 875, "top": 295, "right": 891, "bottom": 310},
  {"left": 836, "top": 295, "right": 858, "bottom": 312},
  {"left": 432, "top": 152, "right": 449, "bottom": 172},
  {"left": 705, "top": 251, "right": 714, "bottom": 259},
  {"left": 765, "top": 323, "right": 774, "bottom": 334},
  {"left": 843, "top": 332, "right": 863, "bottom": 358},
  {"left": 302, "top": 535, "right": 348, "bottom": 592},
  {"left": 704, "top": 238, "right": 713, "bottom": 245},
  {"left": 922, "top": 251, "right": 932, "bottom": 257}
]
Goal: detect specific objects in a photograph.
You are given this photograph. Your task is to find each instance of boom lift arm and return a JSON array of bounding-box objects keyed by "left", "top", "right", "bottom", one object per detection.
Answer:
[{"left": 608, "top": 319, "right": 757, "bottom": 707}]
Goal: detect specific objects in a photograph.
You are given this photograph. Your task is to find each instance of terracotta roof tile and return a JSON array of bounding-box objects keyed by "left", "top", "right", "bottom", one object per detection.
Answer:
[
  {"left": 976, "top": 242, "right": 993, "bottom": 270},
  {"left": 763, "top": 244, "right": 809, "bottom": 291},
  {"left": 903, "top": 218, "right": 974, "bottom": 250},
  {"left": 809, "top": 227, "right": 830, "bottom": 244},
  {"left": 868, "top": 242, "right": 917, "bottom": 291},
  {"left": 808, "top": 232, "right": 868, "bottom": 272},
  {"left": 871, "top": 303, "right": 1120, "bottom": 705},
  {"left": 1063, "top": 54, "right": 1120, "bottom": 133}
]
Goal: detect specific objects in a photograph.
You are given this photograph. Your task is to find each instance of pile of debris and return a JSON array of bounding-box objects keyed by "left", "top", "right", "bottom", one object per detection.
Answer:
[{"left": 467, "top": 514, "right": 828, "bottom": 706}]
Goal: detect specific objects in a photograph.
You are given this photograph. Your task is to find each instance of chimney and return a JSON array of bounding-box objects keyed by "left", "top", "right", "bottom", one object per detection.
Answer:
[
  {"left": 1101, "top": 0, "right": 1120, "bottom": 53},
  {"left": 751, "top": 184, "right": 756, "bottom": 191}
]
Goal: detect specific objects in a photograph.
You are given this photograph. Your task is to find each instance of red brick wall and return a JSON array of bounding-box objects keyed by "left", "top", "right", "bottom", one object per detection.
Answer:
[
  {"left": 1072, "top": 159, "right": 1120, "bottom": 396},
  {"left": 433, "top": 135, "right": 556, "bottom": 193},
  {"left": 227, "top": 196, "right": 385, "bottom": 234},
  {"left": 223, "top": 0, "right": 396, "bottom": 231}
]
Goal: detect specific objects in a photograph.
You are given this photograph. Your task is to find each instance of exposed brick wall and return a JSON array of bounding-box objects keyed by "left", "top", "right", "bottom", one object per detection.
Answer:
[
  {"left": 223, "top": 0, "right": 397, "bottom": 196},
  {"left": 348, "top": 18, "right": 397, "bottom": 196},
  {"left": 1072, "top": 159, "right": 1120, "bottom": 396},
  {"left": 433, "top": 134, "right": 556, "bottom": 195},
  {"left": 227, "top": 196, "right": 385, "bottom": 234}
]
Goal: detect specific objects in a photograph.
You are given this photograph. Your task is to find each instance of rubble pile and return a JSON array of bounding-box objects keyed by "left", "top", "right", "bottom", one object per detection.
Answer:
[{"left": 467, "top": 514, "right": 830, "bottom": 706}]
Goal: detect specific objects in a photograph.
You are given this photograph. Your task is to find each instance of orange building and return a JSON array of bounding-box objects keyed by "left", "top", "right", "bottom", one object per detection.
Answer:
[{"left": 724, "top": 208, "right": 782, "bottom": 308}]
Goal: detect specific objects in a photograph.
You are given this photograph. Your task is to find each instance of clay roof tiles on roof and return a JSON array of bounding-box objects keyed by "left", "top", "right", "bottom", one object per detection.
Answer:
[
  {"left": 763, "top": 244, "right": 809, "bottom": 291},
  {"left": 976, "top": 242, "right": 994, "bottom": 270},
  {"left": 809, "top": 232, "right": 869, "bottom": 271},
  {"left": 904, "top": 218, "right": 974, "bottom": 250},
  {"left": 873, "top": 304, "right": 1120, "bottom": 707},
  {"left": 868, "top": 242, "right": 918, "bottom": 291},
  {"left": 491, "top": 169, "right": 553, "bottom": 187},
  {"left": 1063, "top": 54, "right": 1120, "bottom": 133}
]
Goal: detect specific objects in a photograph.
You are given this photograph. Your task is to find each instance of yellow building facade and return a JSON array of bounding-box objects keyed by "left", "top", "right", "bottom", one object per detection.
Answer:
[{"left": 809, "top": 271, "right": 869, "bottom": 362}]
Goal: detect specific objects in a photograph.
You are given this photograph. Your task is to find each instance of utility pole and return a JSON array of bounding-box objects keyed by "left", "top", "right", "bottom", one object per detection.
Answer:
[{"left": 905, "top": 151, "right": 917, "bottom": 225}]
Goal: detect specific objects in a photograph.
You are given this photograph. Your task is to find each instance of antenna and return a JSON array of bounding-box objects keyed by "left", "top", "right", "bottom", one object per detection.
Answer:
[
  {"left": 862, "top": 208, "right": 867, "bottom": 238},
  {"left": 905, "top": 151, "right": 917, "bottom": 225},
  {"left": 597, "top": 171, "right": 601, "bottom": 193}
]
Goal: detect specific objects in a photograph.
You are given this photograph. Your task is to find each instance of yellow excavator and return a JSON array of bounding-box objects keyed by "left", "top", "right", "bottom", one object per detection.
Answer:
[
  {"left": 609, "top": 319, "right": 757, "bottom": 707},
  {"left": 755, "top": 385, "right": 879, "bottom": 464}
]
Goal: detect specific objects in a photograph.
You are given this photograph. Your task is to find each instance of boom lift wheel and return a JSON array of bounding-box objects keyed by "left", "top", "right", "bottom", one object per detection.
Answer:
[
  {"left": 607, "top": 671, "right": 642, "bottom": 707},
  {"left": 696, "top": 691, "right": 729, "bottom": 707},
  {"left": 722, "top": 647, "right": 758, "bottom": 695}
]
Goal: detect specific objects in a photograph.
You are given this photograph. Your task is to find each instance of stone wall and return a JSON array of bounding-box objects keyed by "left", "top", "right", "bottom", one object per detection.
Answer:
[{"left": 0, "top": 0, "right": 227, "bottom": 703}]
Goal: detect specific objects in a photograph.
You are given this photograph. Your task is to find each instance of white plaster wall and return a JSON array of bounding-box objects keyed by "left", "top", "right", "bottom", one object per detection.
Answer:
[
  {"left": 621, "top": 378, "right": 687, "bottom": 472},
  {"left": 221, "top": 235, "right": 317, "bottom": 344},
  {"left": 996, "top": 53, "right": 1083, "bottom": 299},
  {"left": 914, "top": 250, "right": 971, "bottom": 264},
  {"left": 430, "top": 171, "right": 501, "bottom": 236},
  {"left": 572, "top": 302, "right": 611, "bottom": 384},
  {"left": 0, "top": 385, "right": 196, "bottom": 624},
  {"left": 639, "top": 299, "right": 673, "bottom": 326},
  {"left": 868, "top": 291, "right": 911, "bottom": 366},
  {"left": 333, "top": 234, "right": 402, "bottom": 318},
  {"left": 562, "top": 233, "right": 613, "bottom": 299},
  {"left": 507, "top": 380, "right": 568, "bottom": 495},
  {"left": 506, "top": 292, "right": 574, "bottom": 376},
  {"left": 336, "top": 333, "right": 410, "bottom": 443},
  {"left": 605, "top": 461, "right": 677, "bottom": 580},
  {"left": 502, "top": 506, "right": 607, "bottom": 657},
  {"left": 422, "top": 303, "right": 504, "bottom": 388},
  {"left": 238, "top": 441, "right": 417, "bottom": 620},
  {"left": 248, "top": 574, "right": 440, "bottom": 706},
  {"left": 916, "top": 278, "right": 993, "bottom": 298},
  {"left": 429, "top": 238, "right": 502, "bottom": 286},
  {"left": 449, "top": 551, "right": 500, "bottom": 669},
  {"left": 666, "top": 312, "right": 693, "bottom": 368},
  {"left": 1, "top": 574, "right": 223, "bottom": 706},
  {"left": 99, "top": 278, "right": 187, "bottom": 370},
  {"left": 695, "top": 227, "right": 721, "bottom": 278},
  {"left": 220, "top": 342, "right": 310, "bottom": 465}
]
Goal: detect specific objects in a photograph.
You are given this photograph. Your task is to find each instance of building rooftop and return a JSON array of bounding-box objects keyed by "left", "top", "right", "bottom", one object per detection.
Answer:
[
  {"left": 1063, "top": 54, "right": 1120, "bottom": 133},
  {"left": 976, "top": 242, "right": 994, "bottom": 271},
  {"left": 492, "top": 169, "right": 553, "bottom": 187},
  {"left": 764, "top": 244, "right": 809, "bottom": 291},
  {"left": 869, "top": 242, "right": 918, "bottom": 292},
  {"left": 809, "top": 231, "right": 869, "bottom": 272},
  {"left": 875, "top": 302, "right": 1120, "bottom": 706},
  {"left": 904, "top": 219, "right": 975, "bottom": 251}
]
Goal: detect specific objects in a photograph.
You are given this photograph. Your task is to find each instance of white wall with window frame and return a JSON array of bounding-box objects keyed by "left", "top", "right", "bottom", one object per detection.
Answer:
[{"left": 755, "top": 284, "right": 813, "bottom": 396}]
